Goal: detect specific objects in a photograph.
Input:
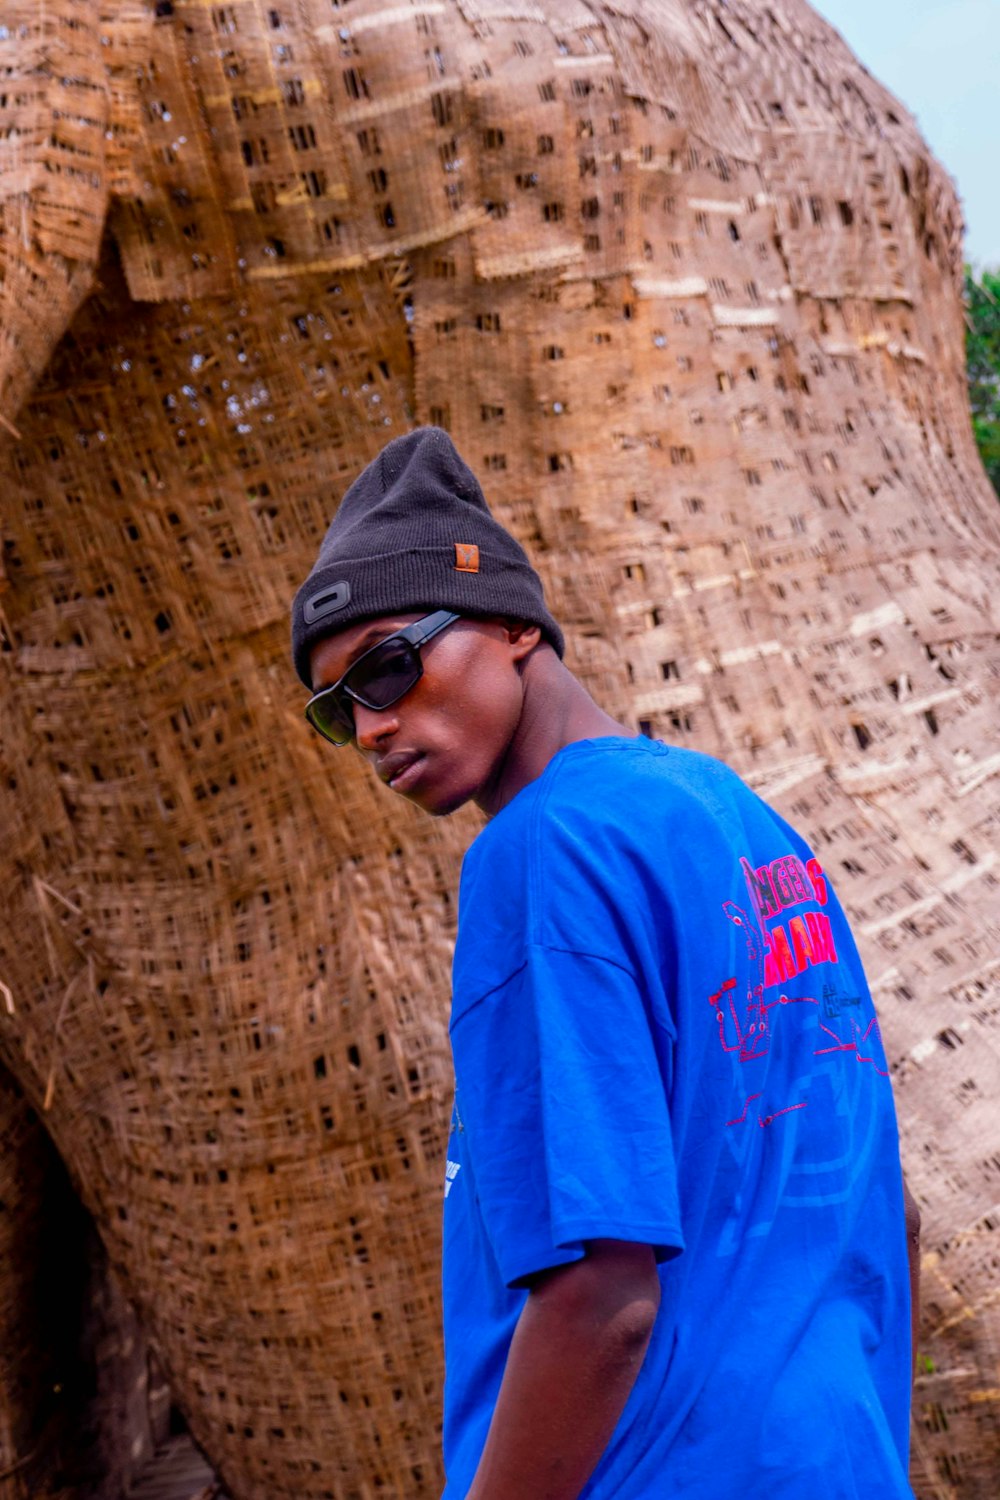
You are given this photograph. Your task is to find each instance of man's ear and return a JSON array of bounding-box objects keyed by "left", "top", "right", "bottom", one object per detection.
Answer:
[{"left": 505, "top": 620, "right": 542, "bottom": 661}]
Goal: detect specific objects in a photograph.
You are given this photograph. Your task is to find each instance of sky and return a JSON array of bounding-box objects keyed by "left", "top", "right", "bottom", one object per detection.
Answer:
[{"left": 813, "top": 0, "right": 999, "bottom": 269}]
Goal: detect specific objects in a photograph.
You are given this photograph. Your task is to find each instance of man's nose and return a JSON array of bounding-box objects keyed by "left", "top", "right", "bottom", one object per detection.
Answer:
[{"left": 353, "top": 701, "right": 398, "bottom": 750}]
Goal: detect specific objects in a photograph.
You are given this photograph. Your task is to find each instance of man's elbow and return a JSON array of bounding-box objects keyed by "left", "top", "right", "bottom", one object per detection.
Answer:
[
  {"left": 902, "top": 1174, "right": 921, "bottom": 1244},
  {"left": 530, "top": 1239, "right": 661, "bottom": 1350},
  {"left": 614, "top": 1280, "right": 660, "bottom": 1360}
]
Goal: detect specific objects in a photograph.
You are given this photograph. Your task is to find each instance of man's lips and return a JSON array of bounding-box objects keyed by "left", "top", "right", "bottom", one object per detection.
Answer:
[{"left": 376, "top": 751, "right": 425, "bottom": 790}]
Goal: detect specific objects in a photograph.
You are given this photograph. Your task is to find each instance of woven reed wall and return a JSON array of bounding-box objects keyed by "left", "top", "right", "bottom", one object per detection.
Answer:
[
  {"left": 0, "top": 1071, "right": 65, "bottom": 1500},
  {"left": 1, "top": 1, "right": 999, "bottom": 1496},
  {"left": 0, "top": 1065, "right": 163, "bottom": 1498}
]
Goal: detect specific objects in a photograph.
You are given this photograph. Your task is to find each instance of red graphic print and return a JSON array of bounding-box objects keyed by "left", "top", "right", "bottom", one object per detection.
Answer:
[
  {"left": 711, "top": 852, "right": 875, "bottom": 1130},
  {"left": 814, "top": 1016, "right": 889, "bottom": 1076}
]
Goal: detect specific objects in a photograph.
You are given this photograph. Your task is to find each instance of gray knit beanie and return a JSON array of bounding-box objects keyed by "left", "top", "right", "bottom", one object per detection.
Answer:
[{"left": 291, "top": 427, "right": 564, "bottom": 687}]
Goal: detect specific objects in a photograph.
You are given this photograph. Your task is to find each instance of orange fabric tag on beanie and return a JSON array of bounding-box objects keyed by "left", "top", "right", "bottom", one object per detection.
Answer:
[{"left": 454, "top": 543, "right": 480, "bottom": 573}]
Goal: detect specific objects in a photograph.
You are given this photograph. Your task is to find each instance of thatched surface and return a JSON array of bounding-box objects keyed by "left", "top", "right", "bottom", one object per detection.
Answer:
[
  {"left": 0, "top": 1065, "right": 162, "bottom": 1496},
  {"left": 1, "top": 2, "right": 999, "bottom": 1496}
]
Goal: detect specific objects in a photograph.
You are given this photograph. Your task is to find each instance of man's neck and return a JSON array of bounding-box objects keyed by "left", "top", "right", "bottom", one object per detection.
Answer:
[{"left": 476, "top": 649, "right": 634, "bottom": 818}]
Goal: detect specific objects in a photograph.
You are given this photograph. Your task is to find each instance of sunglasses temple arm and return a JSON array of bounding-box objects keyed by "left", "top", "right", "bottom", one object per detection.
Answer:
[{"left": 412, "top": 610, "right": 461, "bottom": 647}]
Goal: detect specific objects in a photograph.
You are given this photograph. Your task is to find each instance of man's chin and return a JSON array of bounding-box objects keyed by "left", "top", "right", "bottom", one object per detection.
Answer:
[
  {"left": 383, "top": 758, "right": 482, "bottom": 817},
  {"left": 408, "top": 775, "right": 478, "bottom": 818},
  {"left": 424, "top": 786, "right": 474, "bottom": 818}
]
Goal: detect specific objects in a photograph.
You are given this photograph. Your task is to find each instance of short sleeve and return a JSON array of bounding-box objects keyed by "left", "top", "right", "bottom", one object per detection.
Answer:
[{"left": 449, "top": 942, "right": 684, "bottom": 1289}]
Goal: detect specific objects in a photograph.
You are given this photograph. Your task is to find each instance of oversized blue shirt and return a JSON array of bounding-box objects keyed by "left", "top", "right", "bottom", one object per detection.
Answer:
[{"left": 443, "top": 738, "right": 912, "bottom": 1498}]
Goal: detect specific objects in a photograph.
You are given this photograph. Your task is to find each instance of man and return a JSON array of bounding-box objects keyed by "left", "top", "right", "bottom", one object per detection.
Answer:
[{"left": 291, "top": 427, "right": 919, "bottom": 1499}]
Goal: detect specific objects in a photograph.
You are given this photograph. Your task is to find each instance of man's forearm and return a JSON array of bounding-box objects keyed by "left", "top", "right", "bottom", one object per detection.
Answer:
[
  {"left": 466, "top": 1241, "right": 660, "bottom": 1500},
  {"left": 902, "top": 1172, "right": 921, "bottom": 1372}
]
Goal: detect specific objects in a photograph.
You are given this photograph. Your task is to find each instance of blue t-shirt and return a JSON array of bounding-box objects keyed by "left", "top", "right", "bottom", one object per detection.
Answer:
[{"left": 443, "top": 738, "right": 913, "bottom": 1498}]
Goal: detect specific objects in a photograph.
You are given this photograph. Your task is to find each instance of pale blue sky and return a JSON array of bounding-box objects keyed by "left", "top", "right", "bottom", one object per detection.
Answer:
[{"left": 814, "top": 0, "right": 999, "bottom": 268}]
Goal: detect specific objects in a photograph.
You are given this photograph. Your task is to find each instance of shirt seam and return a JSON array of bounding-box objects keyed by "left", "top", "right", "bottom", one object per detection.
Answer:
[
  {"left": 451, "top": 956, "right": 529, "bottom": 1019},
  {"left": 463, "top": 736, "right": 668, "bottom": 873},
  {"left": 551, "top": 1217, "right": 685, "bottom": 1247},
  {"left": 523, "top": 741, "right": 671, "bottom": 942},
  {"left": 450, "top": 942, "right": 643, "bottom": 1025},
  {"left": 526, "top": 749, "right": 566, "bottom": 948},
  {"left": 501, "top": 1222, "right": 685, "bottom": 1287}
]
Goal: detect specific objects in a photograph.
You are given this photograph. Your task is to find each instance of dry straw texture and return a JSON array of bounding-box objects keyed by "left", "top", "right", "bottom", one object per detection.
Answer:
[
  {"left": 0, "top": 1068, "right": 165, "bottom": 1497},
  {"left": 1, "top": 1, "right": 999, "bottom": 1496}
]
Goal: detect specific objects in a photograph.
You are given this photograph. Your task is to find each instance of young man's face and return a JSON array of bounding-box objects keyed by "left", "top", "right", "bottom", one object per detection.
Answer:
[{"left": 309, "top": 613, "right": 539, "bottom": 816}]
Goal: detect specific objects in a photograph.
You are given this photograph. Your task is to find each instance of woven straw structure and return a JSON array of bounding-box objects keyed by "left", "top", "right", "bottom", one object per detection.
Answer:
[
  {"left": 0, "top": 1072, "right": 67, "bottom": 1500},
  {"left": 0, "top": 1065, "right": 166, "bottom": 1497},
  {"left": 1, "top": 1, "right": 999, "bottom": 1496}
]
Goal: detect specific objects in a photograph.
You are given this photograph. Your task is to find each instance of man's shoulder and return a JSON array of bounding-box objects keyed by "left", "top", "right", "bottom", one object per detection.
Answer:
[
  {"left": 460, "top": 737, "right": 755, "bottom": 920},
  {"left": 476, "top": 738, "right": 741, "bottom": 848},
  {"left": 527, "top": 738, "right": 754, "bottom": 846}
]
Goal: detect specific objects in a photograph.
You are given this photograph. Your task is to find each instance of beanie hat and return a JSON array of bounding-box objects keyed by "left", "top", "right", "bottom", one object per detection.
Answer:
[{"left": 291, "top": 427, "right": 564, "bottom": 686}]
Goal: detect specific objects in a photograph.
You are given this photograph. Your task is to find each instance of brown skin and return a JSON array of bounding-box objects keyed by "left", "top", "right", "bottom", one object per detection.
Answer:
[
  {"left": 466, "top": 1241, "right": 660, "bottom": 1500},
  {"left": 902, "top": 1173, "right": 922, "bottom": 1369},
  {"left": 308, "top": 614, "right": 629, "bottom": 819},
  {"left": 309, "top": 614, "right": 919, "bottom": 1496},
  {"left": 311, "top": 617, "right": 657, "bottom": 1497}
]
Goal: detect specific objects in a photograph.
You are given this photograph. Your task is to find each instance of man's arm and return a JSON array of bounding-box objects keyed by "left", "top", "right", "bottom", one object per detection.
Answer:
[
  {"left": 466, "top": 1240, "right": 660, "bottom": 1500},
  {"left": 902, "top": 1171, "right": 921, "bottom": 1372}
]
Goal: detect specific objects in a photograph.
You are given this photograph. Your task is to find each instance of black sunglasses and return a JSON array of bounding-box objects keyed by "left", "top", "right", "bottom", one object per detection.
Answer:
[{"left": 305, "top": 610, "right": 461, "bottom": 746}]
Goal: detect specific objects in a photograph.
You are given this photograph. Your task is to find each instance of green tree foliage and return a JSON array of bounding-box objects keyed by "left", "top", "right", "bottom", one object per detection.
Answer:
[{"left": 965, "top": 266, "right": 1000, "bottom": 498}]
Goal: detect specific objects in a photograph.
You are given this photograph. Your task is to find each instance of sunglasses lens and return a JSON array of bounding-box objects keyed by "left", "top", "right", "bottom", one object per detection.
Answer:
[
  {"left": 307, "top": 690, "right": 356, "bottom": 745},
  {"left": 306, "top": 633, "right": 429, "bottom": 746},
  {"left": 348, "top": 638, "right": 421, "bottom": 709}
]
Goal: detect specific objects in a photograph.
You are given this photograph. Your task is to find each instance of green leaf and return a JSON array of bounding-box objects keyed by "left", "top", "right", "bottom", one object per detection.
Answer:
[{"left": 966, "top": 266, "right": 1000, "bottom": 499}]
